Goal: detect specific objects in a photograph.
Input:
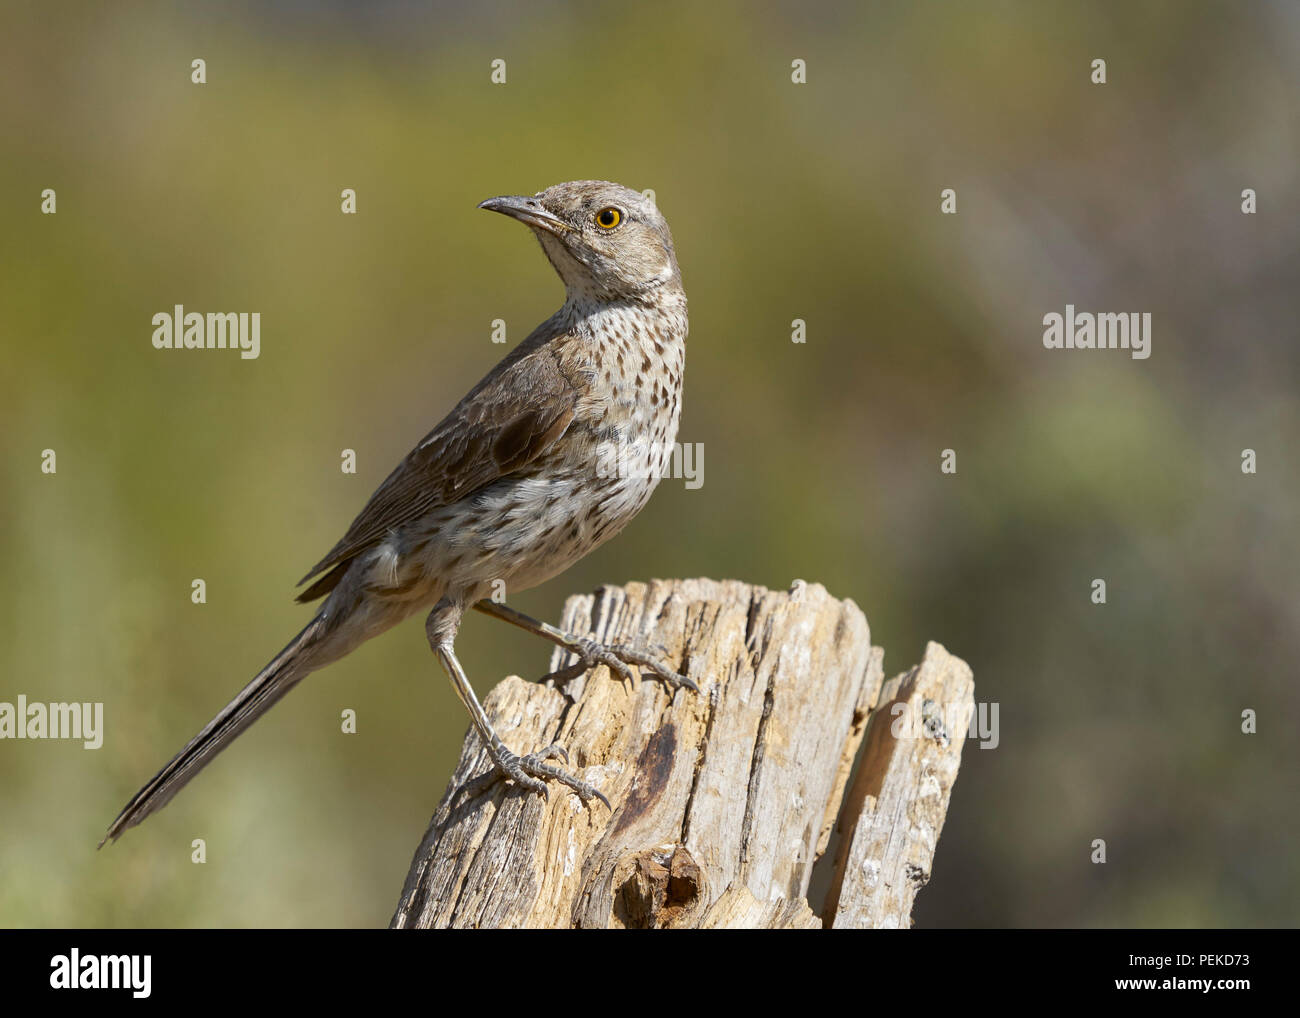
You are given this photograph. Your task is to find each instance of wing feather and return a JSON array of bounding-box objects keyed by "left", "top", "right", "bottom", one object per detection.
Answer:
[{"left": 297, "top": 330, "right": 580, "bottom": 590}]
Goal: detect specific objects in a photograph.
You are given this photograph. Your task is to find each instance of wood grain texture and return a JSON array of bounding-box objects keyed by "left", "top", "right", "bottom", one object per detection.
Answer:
[
  {"left": 391, "top": 578, "right": 972, "bottom": 929},
  {"left": 825, "top": 642, "right": 976, "bottom": 928}
]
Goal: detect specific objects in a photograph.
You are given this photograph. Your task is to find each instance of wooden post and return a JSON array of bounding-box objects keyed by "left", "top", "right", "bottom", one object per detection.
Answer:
[{"left": 390, "top": 578, "right": 974, "bottom": 929}]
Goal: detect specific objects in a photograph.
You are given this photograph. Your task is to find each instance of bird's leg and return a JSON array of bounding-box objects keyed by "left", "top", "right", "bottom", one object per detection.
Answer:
[
  {"left": 426, "top": 600, "right": 609, "bottom": 809},
  {"left": 472, "top": 599, "right": 698, "bottom": 693}
]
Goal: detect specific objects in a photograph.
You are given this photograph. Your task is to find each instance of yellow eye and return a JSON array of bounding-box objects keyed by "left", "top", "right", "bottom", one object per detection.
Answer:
[{"left": 595, "top": 207, "right": 622, "bottom": 229}]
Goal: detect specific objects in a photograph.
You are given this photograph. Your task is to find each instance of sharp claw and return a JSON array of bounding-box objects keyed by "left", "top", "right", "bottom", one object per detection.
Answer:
[
  {"left": 601, "top": 652, "right": 631, "bottom": 679},
  {"left": 489, "top": 745, "right": 614, "bottom": 813}
]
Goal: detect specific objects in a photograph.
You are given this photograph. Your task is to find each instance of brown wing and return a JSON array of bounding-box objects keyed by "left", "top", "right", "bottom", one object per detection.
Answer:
[{"left": 296, "top": 330, "right": 581, "bottom": 597}]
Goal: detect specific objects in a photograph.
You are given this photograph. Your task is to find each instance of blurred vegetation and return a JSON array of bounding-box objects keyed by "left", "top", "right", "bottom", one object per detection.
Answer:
[{"left": 1, "top": 0, "right": 1297, "bottom": 927}]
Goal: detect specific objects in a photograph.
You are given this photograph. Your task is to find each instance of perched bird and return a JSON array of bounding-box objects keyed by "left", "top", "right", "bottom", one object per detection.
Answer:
[{"left": 102, "top": 180, "right": 694, "bottom": 845}]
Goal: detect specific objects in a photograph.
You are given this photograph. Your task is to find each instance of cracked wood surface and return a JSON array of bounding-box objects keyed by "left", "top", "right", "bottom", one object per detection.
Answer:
[
  {"left": 390, "top": 578, "right": 973, "bottom": 928},
  {"left": 824, "top": 640, "right": 975, "bottom": 928}
]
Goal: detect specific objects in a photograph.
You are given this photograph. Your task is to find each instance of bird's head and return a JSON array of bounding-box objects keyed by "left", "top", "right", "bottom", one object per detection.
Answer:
[{"left": 478, "top": 180, "right": 681, "bottom": 302}]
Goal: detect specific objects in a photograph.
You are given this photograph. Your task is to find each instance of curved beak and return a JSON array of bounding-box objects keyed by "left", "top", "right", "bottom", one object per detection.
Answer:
[{"left": 477, "top": 195, "right": 572, "bottom": 237}]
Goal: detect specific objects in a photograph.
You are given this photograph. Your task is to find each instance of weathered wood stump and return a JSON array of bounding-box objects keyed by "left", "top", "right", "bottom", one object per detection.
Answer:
[{"left": 391, "top": 578, "right": 973, "bottom": 928}]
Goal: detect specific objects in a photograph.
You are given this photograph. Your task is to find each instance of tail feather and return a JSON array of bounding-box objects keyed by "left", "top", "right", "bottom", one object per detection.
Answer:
[{"left": 100, "top": 616, "right": 326, "bottom": 847}]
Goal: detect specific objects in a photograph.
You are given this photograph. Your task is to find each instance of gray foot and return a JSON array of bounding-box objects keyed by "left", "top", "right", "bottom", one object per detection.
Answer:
[
  {"left": 479, "top": 740, "right": 611, "bottom": 810},
  {"left": 571, "top": 637, "right": 698, "bottom": 693}
]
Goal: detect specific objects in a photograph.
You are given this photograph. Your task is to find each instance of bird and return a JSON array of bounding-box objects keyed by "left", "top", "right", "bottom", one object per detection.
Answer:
[{"left": 101, "top": 180, "right": 695, "bottom": 846}]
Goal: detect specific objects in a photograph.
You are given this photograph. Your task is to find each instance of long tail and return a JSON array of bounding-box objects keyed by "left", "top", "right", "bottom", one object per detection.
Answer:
[{"left": 100, "top": 615, "right": 328, "bottom": 847}]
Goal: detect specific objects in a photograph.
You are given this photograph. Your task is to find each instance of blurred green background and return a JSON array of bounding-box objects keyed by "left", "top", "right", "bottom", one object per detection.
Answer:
[{"left": 2, "top": 0, "right": 1297, "bottom": 927}]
